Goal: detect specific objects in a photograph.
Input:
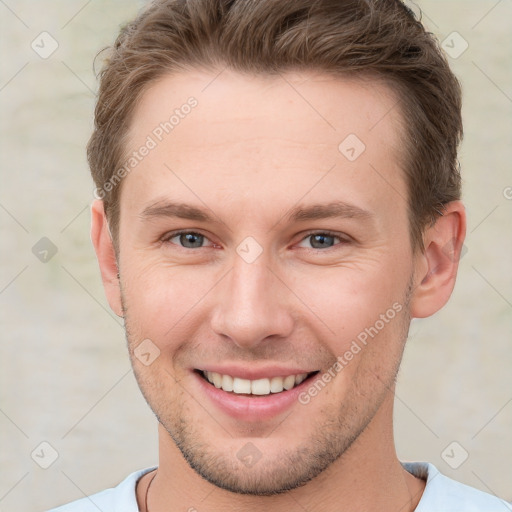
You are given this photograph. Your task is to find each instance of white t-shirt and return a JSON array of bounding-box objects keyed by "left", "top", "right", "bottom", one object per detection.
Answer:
[{"left": 48, "top": 462, "right": 511, "bottom": 511}]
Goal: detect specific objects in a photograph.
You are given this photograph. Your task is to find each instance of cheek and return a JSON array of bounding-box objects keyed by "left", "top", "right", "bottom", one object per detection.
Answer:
[
  {"left": 290, "top": 263, "right": 410, "bottom": 397},
  {"left": 121, "top": 259, "right": 217, "bottom": 338},
  {"left": 290, "top": 263, "right": 406, "bottom": 345}
]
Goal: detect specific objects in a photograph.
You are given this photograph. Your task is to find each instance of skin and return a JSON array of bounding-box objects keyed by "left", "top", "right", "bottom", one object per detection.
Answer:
[{"left": 91, "top": 69, "right": 466, "bottom": 511}]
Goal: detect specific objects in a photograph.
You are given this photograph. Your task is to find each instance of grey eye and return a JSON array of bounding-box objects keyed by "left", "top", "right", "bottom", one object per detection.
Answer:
[
  {"left": 308, "top": 234, "right": 336, "bottom": 249},
  {"left": 172, "top": 232, "right": 205, "bottom": 248}
]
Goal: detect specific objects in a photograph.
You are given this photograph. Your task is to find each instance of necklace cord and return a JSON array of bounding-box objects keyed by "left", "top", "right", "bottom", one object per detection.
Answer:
[{"left": 144, "top": 471, "right": 157, "bottom": 512}]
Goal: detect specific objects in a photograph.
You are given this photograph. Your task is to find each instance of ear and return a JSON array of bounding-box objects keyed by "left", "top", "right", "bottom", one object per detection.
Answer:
[
  {"left": 409, "top": 201, "right": 467, "bottom": 319},
  {"left": 90, "top": 200, "right": 123, "bottom": 317}
]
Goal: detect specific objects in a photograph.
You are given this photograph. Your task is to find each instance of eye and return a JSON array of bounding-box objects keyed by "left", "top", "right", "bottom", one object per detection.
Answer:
[
  {"left": 162, "top": 231, "right": 213, "bottom": 249},
  {"left": 297, "top": 231, "right": 346, "bottom": 250}
]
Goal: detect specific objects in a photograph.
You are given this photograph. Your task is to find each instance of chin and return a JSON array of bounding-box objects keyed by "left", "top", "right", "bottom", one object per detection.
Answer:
[{"left": 158, "top": 411, "right": 359, "bottom": 496}]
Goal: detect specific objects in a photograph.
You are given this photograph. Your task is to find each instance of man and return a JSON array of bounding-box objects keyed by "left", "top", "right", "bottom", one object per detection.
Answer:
[{"left": 49, "top": 0, "right": 510, "bottom": 510}]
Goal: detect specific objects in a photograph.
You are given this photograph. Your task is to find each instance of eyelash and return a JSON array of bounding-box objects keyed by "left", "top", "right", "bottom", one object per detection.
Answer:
[
  {"left": 297, "top": 230, "right": 348, "bottom": 250},
  {"left": 161, "top": 230, "right": 348, "bottom": 251}
]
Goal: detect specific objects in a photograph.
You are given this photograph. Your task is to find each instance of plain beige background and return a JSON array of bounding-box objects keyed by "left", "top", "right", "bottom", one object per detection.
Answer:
[{"left": 0, "top": 1, "right": 511, "bottom": 510}]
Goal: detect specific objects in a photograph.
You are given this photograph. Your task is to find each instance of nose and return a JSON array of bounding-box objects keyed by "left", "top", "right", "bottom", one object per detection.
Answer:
[{"left": 210, "top": 252, "right": 294, "bottom": 349}]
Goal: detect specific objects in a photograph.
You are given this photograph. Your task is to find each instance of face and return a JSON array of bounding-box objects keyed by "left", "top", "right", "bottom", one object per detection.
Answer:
[{"left": 115, "top": 69, "right": 417, "bottom": 494}]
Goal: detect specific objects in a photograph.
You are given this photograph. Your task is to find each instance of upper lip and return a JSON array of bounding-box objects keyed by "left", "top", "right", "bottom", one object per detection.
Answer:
[{"left": 195, "top": 365, "right": 318, "bottom": 380}]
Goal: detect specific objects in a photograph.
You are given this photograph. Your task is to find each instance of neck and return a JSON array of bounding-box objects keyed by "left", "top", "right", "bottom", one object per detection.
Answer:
[{"left": 138, "top": 394, "right": 425, "bottom": 512}]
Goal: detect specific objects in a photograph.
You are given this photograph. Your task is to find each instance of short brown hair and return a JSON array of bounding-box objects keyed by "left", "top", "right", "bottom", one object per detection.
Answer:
[{"left": 88, "top": 0, "right": 462, "bottom": 253}]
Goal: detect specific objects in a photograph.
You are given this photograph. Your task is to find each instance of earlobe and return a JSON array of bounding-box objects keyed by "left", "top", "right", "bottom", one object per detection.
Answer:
[
  {"left": 90, "top": 200, "right": 124, "bottom": 317},
  {"left": 409, "top": 201, "right": 467, "bottom": 319}
]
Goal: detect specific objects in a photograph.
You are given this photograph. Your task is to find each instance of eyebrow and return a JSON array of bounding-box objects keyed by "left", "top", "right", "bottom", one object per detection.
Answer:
[
  {"left": 285, "top": 200, "right": 374, "bottom": 223},
  {"left": 140, "top": 201, "right": 213, "bottom": 222},
  {"left": 140, "top": 199, "right": 374, "bottom": 224}
]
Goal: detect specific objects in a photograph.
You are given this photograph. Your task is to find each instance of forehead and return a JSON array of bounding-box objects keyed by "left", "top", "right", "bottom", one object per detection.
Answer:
[{"left": 121, "top": 69, "right": 408, "bottom": 224}]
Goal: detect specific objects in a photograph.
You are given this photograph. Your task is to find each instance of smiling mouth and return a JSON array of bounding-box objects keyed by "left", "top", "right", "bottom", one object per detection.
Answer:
[{"left": 195, "top": 369, "right": 320, "bottom": 396}]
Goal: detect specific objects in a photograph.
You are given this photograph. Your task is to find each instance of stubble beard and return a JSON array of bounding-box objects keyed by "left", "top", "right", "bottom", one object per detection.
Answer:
[{"left": 121, "top": 279, "right": 413, "bottom": 495}]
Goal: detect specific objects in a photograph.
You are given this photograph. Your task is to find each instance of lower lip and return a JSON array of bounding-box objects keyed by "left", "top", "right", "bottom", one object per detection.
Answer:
[{"left": 193, "top": 371, "right": 316, "bottom": 422}]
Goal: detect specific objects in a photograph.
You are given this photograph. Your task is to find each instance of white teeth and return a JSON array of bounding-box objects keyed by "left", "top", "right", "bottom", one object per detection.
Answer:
[
  {"left": 203, "top": 371, "right": 312, "bottom": 395},
  {"left": 295, "top": 373, "right": 308, "bottom": 385},
  {"left": 221, "top": 374, "right": 233, "bottom": 391},
  {"left": 270, "top": 376, "right": 284, "bottom": 393},
  {"left": 251, "top": 378, "right": 271, "bottom": 395},
  {"left": 283, "top": 375, "right": 296, "bottom": 390},
  {"left": 233, "top": 377, "right": 251, "bottom": 394},
  {"left": 211, "top": 372, "right": 222, "bottom": 388}
]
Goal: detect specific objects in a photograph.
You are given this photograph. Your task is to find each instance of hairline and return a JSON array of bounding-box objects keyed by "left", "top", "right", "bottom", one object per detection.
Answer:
[{"left": 107, "top": 66, "right": 424, "bottom": 257}]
